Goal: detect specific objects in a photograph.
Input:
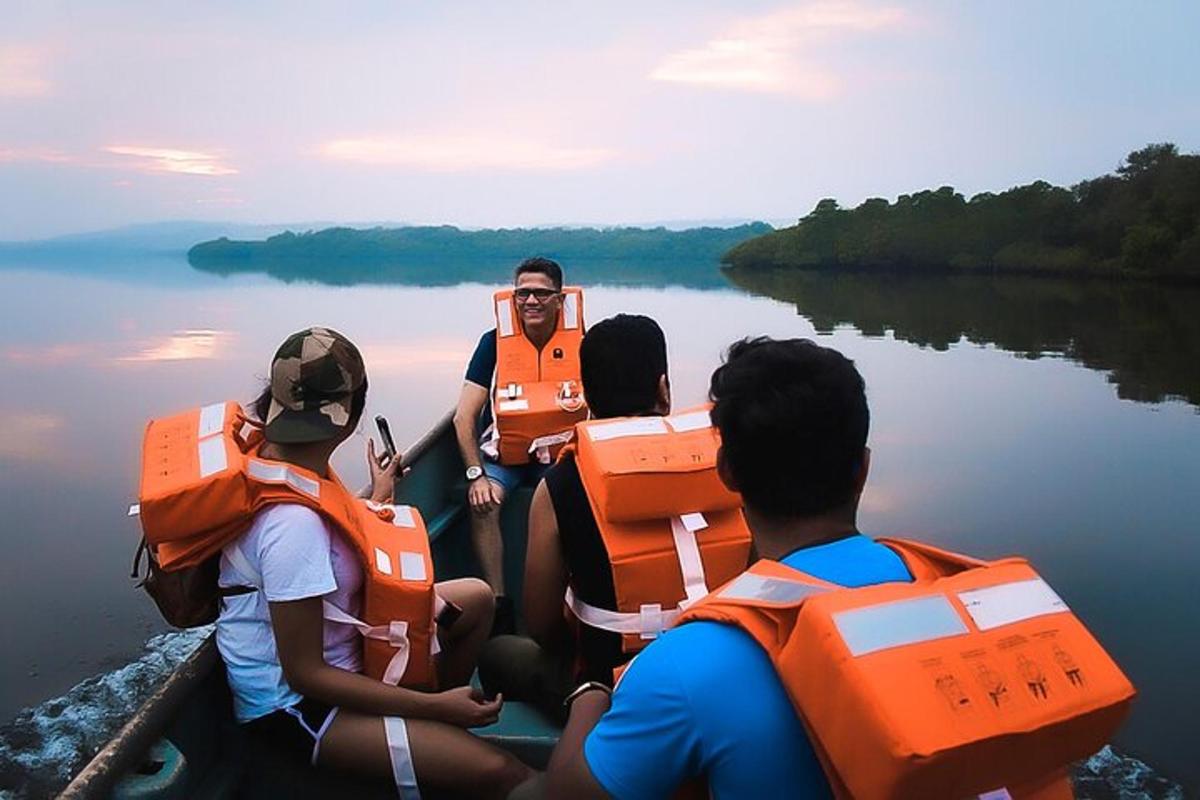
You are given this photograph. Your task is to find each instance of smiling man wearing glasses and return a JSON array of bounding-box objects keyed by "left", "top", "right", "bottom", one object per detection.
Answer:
[{"left": 453, "top": 257, "right": 587, "bottom": 636}]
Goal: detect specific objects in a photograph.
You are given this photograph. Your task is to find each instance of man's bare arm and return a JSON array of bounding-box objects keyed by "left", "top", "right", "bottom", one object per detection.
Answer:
[
  {"left": 453, "top": 381, "right": 489, "bottom": 470},
  {"left": 545, "top": 691, "right": 612, "bottom": 799}
]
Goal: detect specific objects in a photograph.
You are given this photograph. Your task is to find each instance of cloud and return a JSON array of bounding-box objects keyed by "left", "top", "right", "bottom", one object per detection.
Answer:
[
  {"left": 650, "top": 2, "right": 906, "bottom": 96},
  {"left": 0, "top": 46, "right": 51, "bottom": 98},
  {"left": 0, "top": 146, "right": 72, "bottom": 164},
  {"left": 319, "top": 135, "right": 615, "bottom": 172},
  {"left": 104, "top": 145, "right": 238, "bottom": 176},
  {"left": 3, "top": 342, "right": 95, "bottom": 365}
]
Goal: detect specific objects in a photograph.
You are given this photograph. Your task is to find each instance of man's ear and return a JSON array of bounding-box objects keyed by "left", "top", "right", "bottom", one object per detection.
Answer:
[
  {"left": 656, "top": 374, "right": 671, "bottom": 415},
  {"left": 854, "top": 446, "right": 871, "bottom": 494},
  {"left": 716, "top": 446, "right": 739, "bottom": 493}
]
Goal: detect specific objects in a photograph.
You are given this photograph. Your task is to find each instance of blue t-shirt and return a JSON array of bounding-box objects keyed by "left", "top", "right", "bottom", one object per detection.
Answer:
[{"left": 583, "top": 534, "right": 913, "bottom": 800}]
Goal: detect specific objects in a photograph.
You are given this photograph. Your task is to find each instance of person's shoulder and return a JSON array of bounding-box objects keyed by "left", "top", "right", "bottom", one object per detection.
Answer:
[
  {"left": 244, "top": 504, "right": 329, "bottom": 550},
  {"left": 253, "top": 503, "right": 324, "bottom": 527},
  {"left": 628, "top": 620, "right": 767, "bottom": 691}
]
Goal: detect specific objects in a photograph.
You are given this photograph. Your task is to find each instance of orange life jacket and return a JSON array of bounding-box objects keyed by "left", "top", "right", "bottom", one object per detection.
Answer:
[
  {"left": 566, "top": 408, "right": 753, "bottom": 656},
  {"left": 675, "top": 538, "right": 1135, "bottom": 800},
  {"left": 137, "top": 401, "right": 437, "bottom": 688},
  {"left": 486, "top": 286, "right": 587, "bottom": 465}
]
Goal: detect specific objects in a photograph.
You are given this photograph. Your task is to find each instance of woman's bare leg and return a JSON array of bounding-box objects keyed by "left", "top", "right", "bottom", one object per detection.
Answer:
[
  {"left": 318, "top": 708, "right": 533, "bottom": 799},
  {"left": 435, "top": 578, "right": 495, "bottom": 688}
]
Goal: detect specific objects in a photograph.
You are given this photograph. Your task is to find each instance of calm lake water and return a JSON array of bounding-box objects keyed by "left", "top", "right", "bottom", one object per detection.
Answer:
[{"left": 1, "top": 255, "right": 1198, "bottom": 791}]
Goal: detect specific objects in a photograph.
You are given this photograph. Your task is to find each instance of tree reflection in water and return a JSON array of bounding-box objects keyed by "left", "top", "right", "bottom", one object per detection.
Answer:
[{"left": 725, "top": 267, "right": 1200, "bottom": 409}]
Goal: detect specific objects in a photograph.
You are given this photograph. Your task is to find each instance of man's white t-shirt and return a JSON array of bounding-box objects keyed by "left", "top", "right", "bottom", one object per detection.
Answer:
[{"left": 216, "top": 504, "right": 364, "bottom": 722}]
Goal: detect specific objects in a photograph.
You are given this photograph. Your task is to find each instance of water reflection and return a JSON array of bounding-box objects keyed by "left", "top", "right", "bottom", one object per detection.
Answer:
[
  {"left": 726, "top": 267, "right": 1200, "bottom": 409},
  {"left": 118, "top": 329, "right": 231, "bottom": 362},
  {"left": 0, "top": 412, "right": 64, "bottom": 461}
]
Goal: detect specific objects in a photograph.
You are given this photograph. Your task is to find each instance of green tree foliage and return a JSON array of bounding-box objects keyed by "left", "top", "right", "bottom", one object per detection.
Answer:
[
  {"left": 187, "top": 224, "right": 772, "bottom": 289},
  {"left": 723, "top": 144, "right": 1200, "bottom": 281}
]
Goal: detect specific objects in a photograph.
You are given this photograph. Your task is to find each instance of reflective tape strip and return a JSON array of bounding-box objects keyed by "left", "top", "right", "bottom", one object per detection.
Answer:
[
  {"left": 322, "top": 601, "right": 411, "bottom": 685},
  {"left": 247, "top": 459, "right": 287, "bottom": 483},
  {"left": 496, "top": 298, "right": 515, "bottom": 337},
  {"left": 197, "top": 435, "right": 228, "bottom": 478},
  {"left": 564, "top": 586, "right": 681, "bottom": 637},
  {"left": 665, "top": 410, "right": 711, "bottom": 433},
  {"left": 198, "top": 402, "right": 226, "bottom": 439},
  {"left": 284, "top": 469, "right": 320, "bottom": 498},
  {"left": 246, "top": 459, "right": 320, "bottom": 499},
  {"left": 498, "top": 399, "right": 529, "bottom": 412},
  {"left": 383, "top": 716, "right": 422, "bottom": 800},
  {"left": 586, "top": 417, "right": 668, "bottom": 442},
  {"left": 399, "top": 551, "right": 427, "bottom": 582},
  {"left": 127, "top": 503, "right": 140, "bottom": 517},
  {"left": 957, "top": 578, "right": 1069, "bottom": 631},
  {"left": 670, "top": 515, "right": 709, "bottom": 605},
  {"left": 562, "top": 292, "right": 580, "bottom": 329},
  {"left": 719, "top": 572, "right": 827, "bottom": 605},
  {"left": 834, "top": 594, "right": 969, "bottom": 657},
  {"left": 979, "top": 790, "right": 1013, "bottom": 800},
  {"left": 391, "top": 505, "right": 416, "bottom": 528},
  {"left": 375, "top": 547, "right": 393, "bottom": 576}
]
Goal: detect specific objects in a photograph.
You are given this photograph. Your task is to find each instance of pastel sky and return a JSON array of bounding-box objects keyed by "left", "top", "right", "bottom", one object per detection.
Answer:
[{"left": 2, "top": 0, "right": 1198, "bottom": 239}]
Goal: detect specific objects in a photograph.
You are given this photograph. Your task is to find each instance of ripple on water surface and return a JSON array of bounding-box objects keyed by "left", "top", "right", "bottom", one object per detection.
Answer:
[{"left": 0, "top": 629, "right": 209, "bottom": 799}]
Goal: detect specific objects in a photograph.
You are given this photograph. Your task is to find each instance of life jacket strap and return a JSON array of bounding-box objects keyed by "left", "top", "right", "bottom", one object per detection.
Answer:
[
  {"left": 528, "top": 430, "right": 575, "bottom": 464},
  {"left": 322, "top": 602, "right": 413, "bottom": 686},
  {"left": 565, "top": 586, "right": 682, "bottom": 640},
  {"left": 224, "top": 540, "right": 418, "bottom": 685},
  {"left": 383, "top": 716, "right": 422, "bottom": 799},
  {"left": 670, "top": 513, "right": 710, "bottom": 606}
]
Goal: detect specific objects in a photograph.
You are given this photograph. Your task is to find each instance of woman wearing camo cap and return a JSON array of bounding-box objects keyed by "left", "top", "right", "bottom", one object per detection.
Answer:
[{"left": 218, "top": 327, "right": 532, "bottom": 797}]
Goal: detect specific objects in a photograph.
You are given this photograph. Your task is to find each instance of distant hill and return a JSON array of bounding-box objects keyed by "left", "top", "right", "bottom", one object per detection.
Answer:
[
  {"left": 186, "top": 223, "right": 773, "bottom": 288},
  {"left": 723, "top": 144, "right": 1200, "bottom": 282},
  {"left": 0, "top": 221, "right": 343, "bottom": 255}
]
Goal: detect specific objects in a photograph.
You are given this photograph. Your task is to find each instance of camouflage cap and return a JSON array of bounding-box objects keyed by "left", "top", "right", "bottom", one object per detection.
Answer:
[{"left": 264, "top": 327, "right": 366, "bottom": 444}]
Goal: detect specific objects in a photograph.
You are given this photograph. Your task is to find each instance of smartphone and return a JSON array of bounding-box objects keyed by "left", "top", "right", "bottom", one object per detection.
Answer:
[{"left": 375, "top": 415, "right": 398, "bottom": 462}]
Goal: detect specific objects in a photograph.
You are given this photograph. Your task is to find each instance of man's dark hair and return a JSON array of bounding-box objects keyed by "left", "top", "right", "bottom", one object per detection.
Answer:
[
  {"left": 709, "top": 337, "right": 868, "bottom": 518},
  {"left": 514, "top": 257, "right": 563, "bottom": 290},
  {"left": 581, "top": 315, "right": 668, "bottom": 419}
]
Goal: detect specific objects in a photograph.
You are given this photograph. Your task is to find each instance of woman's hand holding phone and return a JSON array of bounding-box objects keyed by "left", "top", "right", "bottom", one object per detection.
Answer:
[{"left": 366, "top": 437, "right": 403, "bottom": 504}]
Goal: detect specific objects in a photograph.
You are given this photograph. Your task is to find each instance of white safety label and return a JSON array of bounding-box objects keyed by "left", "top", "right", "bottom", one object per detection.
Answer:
[
  {"left": 958, "top": 578, "right": 1069, "bottom": 631},
  {"left": 586, "top": 417, "right": 668, "bottom": 442}
]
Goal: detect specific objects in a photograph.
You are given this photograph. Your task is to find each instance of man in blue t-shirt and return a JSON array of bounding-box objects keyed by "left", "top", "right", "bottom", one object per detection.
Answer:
[
  {"left": 453, "top": 257, "right": 569, "bottom": 635},
  {"left": 544, "top": 336, "right": 911, "bottom": 799}
]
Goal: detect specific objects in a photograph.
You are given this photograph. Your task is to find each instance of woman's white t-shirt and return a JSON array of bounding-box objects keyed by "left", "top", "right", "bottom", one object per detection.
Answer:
[{"left": 216, "top": 503, "right": 364, "bottom": 722}]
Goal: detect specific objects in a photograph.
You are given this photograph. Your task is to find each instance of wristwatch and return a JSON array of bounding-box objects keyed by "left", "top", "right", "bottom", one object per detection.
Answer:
[
  {"left": 465, "top": 465, "right": 484, "bottom": 482},
  {"left": 563, "top": 681, "right": 613, "bottom": 710}
]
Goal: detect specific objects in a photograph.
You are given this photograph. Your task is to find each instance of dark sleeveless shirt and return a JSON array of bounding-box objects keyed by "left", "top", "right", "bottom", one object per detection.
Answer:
[{"left": 543, "top": 452, "right": 625, "bottom": 683}]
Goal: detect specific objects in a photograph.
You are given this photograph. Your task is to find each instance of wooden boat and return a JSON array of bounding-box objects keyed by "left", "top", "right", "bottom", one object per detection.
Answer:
[{"left": 62, "top": 412, "right": 560, "bottom": 799}]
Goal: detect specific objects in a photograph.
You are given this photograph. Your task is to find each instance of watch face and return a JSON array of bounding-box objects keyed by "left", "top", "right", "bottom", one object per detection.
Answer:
[{"left": 466, "top": 466, "right": 484, "bottom": 480}]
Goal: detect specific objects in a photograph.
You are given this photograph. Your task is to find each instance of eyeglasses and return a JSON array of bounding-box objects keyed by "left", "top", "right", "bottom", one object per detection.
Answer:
[{"left": 514, "top": 288, "right": 560, "bottom": 303}]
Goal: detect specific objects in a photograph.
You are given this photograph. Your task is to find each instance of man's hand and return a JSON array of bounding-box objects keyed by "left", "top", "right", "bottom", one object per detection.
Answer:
[
  {"left": 432, "top": 685, "right": 503, "bottom": 728},
  {"left": 366, "top": 438, "right": 403, "bottom": 504},
  {"left": 468, "top": 475, "right": 502, "bottom": 514}
]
